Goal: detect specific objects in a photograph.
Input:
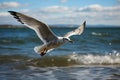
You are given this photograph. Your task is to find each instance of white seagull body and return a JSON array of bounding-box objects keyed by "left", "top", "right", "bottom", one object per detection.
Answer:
[{"left": 8, "top": 11, "right": 86, "bottom": 56}]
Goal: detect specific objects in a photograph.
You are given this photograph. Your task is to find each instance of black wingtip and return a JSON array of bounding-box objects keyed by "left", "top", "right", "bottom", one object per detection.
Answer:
[
  {"left": 84, "top": 21, "right": 86, "bottom": 25},
  {"left": 83, "top": 21, "right": 86, "bottom": 27},
  {"left": 8, "top": 11, "right": 15, "bottom": 13},
  {"left": 8, "top": 11, "right": 24, "bottom": 24},
  {"left": 8, "top": 11, "right": 14, "bottom": 13},
  {"left": 8, "top": 11, "right": 17, "bottom": 15}
]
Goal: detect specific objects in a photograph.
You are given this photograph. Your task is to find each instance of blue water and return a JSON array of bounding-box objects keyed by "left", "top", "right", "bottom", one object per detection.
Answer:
[
  {"left": 0, "top": 27, "right": 120, "bottom": 56},
  {"left": 0, "top": 27, "right": 120, "bottom": 80}
]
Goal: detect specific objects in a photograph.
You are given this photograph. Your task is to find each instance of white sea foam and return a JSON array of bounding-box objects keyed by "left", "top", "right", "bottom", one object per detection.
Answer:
[
  {"left": 91, "top": 32, "right": 102, "bottom": 36},
  {"left": 69, "top": 52, "right": 120, "bottom": 65},
  {"left": 91, "top": 32, "right": 109, "bottom": 37}
]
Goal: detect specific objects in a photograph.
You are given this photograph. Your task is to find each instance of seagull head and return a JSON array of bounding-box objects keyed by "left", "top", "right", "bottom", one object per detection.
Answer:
[{"left": 63, "top": 37, "right": 73, "bottom": 43}]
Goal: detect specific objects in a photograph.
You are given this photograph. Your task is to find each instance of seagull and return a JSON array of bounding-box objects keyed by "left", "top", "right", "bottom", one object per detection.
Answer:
[{"left": 8, "top": 11, "right": 86, "bottom": 56}]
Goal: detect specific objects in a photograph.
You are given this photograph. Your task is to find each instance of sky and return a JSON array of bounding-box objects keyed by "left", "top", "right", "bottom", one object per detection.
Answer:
[{"left": 0, "top": 0, "right": 120, "bottom": 26}]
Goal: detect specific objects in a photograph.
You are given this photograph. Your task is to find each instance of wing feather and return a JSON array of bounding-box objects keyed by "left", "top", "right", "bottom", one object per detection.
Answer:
[
  {"left": 8, "top": 11, "right": 58, "bottom": 43},
  {"left": 64, "top": 21, "right": 86, "bottom": 38}
]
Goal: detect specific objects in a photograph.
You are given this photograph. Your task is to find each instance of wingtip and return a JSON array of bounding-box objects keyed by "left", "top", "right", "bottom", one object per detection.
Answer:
[
  {"left": 8, "top": 11, "right": 16, "bottom": 15},
  {"left": 84, "top": 21, "right": 86, "bottom": 25},
  {"left": 8, "top": 11, "right": 24, "bottom": 24},
  {"left": 8, "top": 11, "right": 13, "bottom": 13},
  {"left": 8, "top": 11, "right": 12, "bottom": 13},
  {"left": 8, "top": 11, "right": 18, "bottom": 17},
  {"left": 82, "top": 21, "right": 86, "bottom": 28}
]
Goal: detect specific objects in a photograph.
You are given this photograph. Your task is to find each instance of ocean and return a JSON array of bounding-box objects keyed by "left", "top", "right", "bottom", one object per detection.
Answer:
[{"left": 0, "top": 27, "right": 120, "bottom": 80}]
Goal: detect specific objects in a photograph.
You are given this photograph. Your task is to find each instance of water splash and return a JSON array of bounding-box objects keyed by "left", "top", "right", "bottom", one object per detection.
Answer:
[{"left": 69, "top": 52, "right": 120, "bottom": 65}]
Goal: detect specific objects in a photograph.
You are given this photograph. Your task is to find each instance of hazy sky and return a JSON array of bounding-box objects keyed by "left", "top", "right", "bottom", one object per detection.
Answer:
[{"left": 0, "top": 0, "right": 120, "bottom": 26}]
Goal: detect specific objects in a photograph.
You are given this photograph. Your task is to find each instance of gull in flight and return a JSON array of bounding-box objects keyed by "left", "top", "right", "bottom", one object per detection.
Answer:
[{"left": 8, "top": 11, "right": 86, "bottom": 56}]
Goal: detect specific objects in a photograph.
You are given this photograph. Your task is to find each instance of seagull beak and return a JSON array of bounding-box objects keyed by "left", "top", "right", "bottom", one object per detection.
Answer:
[{"left": 69, "top": 40, "right": 74, "bottom": 43}]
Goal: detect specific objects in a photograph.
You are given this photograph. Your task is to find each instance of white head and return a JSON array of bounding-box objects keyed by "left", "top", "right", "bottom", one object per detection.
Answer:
[
  {"left": 63, "top": 37, "right": 73, "bottom": 43},
  {"left": 58, "top": 37, "right": 73, "bottom": 43}
]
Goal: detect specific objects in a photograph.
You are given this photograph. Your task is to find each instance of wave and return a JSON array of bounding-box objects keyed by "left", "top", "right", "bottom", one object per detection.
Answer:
[
  {"left": 69, "top": 53, "right": 120, "bottom": 65},
  {"left": 0, "top": 39, "right": 25, "bottom": 45},
  {"left": 0, "top": 53, "right": 120, "bottom": 69},
  {"left": 91, "top": 32, "right": 110, "bottom": 37},
  {"left": 111, "top": 39, "right": 120, "bottom": 43},
  {"left": 0, "top": 46, "right": 20, "bottom": 50}
]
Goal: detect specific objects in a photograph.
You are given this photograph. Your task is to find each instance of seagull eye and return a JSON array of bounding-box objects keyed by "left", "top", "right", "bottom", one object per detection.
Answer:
[{"left": 63, "top": 38, "right": 68, "bottom": 41}]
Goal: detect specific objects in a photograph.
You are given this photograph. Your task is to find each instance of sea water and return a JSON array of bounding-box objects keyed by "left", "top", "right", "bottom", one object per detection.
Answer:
[{"left": 0, "top": 27, "right": 120, "bottom": 80}]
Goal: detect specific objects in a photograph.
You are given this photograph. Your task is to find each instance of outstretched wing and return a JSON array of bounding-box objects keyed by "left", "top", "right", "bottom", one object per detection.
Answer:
[
  {"left": 8, "top": 11, "right": 58, "bottom": 43},
  {"left": 64, "top": 21, "right": 86, "bottom": 38}
]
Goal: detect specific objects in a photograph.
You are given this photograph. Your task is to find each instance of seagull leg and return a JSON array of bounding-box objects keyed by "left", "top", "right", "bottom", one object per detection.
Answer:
[
  {"left": 40, "top": 48, "right": 47, "bottom": 56},
  {"left": 40, "top": 52, "right": 46, "bottom": 56}
]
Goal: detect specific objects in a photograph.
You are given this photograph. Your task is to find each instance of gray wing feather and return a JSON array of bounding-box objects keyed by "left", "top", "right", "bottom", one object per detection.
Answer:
[
  {"left": 64, "top": 21, "right": 86, "bottom": 38},
  {"left": 8, "top": 11, "right": 58, "bottom": 43}
]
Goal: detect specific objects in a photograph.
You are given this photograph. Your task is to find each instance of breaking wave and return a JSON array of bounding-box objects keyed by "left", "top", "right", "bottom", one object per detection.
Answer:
[
  {"left": 0, "top": 52, "right": 120, "bottom": 69},
  {"left": 69, "top": 53, "right": 120, "bottom": 65}
]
